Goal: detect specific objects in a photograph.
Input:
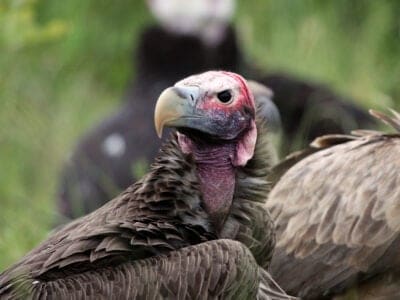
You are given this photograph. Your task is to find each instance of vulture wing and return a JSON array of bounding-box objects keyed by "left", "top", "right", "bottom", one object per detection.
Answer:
[
  {"left": 267, "top": 110, "right": 400, "bottom": 299},
  {"left": 1, "top": 239, "right": 292, "bottom": 300},
  {"left": 267, "top": 133, "right": 358, "bottom": 189}
]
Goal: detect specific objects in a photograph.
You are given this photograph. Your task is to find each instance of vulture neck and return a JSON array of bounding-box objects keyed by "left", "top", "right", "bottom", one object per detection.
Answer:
[{"left": 190, "top": 141, "right": 237, "bottom": 233}]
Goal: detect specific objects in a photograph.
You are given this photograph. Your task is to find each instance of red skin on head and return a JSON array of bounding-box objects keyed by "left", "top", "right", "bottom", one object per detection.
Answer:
[
  {"left": 176, "top": 70, "right": 257, "bottom": 167},
  {"left": 221, "top": 71, "right": 255, "bottom": 113},
  {"left": 195, "top": 71, "right": 256, "bottom": 117},
  {"left": 221, "top": 71, "right": 257, "bottom": 167}
]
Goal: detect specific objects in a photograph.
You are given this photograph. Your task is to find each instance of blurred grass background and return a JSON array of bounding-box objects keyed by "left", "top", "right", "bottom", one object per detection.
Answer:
[{"left": 0, "top": 0, "right": 399, "bottom": 269}]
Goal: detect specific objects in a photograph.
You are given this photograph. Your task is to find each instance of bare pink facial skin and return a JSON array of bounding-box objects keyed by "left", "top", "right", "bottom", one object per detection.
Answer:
[{"left": 175, "top": 71, "right": 257, "bottom": 167}]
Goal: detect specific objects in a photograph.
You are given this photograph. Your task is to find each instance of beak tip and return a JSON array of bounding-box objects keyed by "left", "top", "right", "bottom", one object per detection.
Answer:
[{"left": 154, "top": 119, "right": 163, "bottom": 139}]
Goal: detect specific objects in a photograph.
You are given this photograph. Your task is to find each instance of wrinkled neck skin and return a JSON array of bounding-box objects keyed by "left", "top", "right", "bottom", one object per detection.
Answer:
[{"left": 178, "top": 134, "right": 237, "bottom": 232}]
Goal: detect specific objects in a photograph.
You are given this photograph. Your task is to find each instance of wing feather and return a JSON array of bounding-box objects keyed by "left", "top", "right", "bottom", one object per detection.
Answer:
[
  {"left": 268, "top": 112, "right": 400, "bottom": 297},
  {"left": 1, "top": 240, "right": 282, "bottom": 300}
]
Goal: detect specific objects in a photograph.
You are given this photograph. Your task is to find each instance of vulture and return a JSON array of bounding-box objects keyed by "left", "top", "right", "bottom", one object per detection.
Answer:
[
  {"left": 58, "top": 0, "right": 375, "bottom": 221},
  {"left": 267, "top": 109, "right": 400, "bottom": 299},
  {"left": 0, "top": 71, "right": 292, "bottom": 299}
]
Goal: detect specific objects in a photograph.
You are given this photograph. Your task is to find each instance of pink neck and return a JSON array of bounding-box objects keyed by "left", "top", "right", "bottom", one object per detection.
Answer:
[{"left": 191, "top": 142, "right": 236, "bottom": 232}]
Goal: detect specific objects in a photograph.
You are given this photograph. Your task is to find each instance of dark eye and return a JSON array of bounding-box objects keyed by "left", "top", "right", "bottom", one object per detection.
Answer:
[{"left": 217, "top": 90, "right": 232, "bottom": 103}]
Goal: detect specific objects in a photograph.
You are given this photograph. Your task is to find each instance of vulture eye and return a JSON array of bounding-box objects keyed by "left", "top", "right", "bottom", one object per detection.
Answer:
[{"left": 217, "top": 90, "right": 232, "bottom": 103}]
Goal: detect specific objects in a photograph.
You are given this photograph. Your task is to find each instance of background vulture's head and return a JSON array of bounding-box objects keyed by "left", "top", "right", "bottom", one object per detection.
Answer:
[{"left": 146, "top": 0, "right": 236, "bottom": 45}]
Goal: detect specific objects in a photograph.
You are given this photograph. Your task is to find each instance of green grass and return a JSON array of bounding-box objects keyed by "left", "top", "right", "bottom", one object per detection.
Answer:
[{"left": 0, "top": 0, "right": 399, "bottom": 269}]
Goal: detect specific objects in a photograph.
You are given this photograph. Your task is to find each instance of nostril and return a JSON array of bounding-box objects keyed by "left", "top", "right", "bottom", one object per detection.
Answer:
[{"left": 173, "top": 86, "right": 200, "bottom": 104}]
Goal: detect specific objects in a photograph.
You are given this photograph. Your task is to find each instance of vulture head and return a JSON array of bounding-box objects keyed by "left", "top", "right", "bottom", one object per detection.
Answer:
[{"left": 155, "top": 70, "right": 257, "bottom": 231}]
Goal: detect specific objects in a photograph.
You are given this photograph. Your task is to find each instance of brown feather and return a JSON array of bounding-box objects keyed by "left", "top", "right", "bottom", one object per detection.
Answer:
[
  {"left": 0, "top": 240, "right": 286, "bottom": 300},
  {"left": 268, "top": 110, "right": 400, "bottom": 298}
]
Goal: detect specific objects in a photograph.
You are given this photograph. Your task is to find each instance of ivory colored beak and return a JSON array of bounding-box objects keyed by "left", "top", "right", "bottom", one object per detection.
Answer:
[{"left": 154, "top": 87, "right": 194, "bottom": 138}]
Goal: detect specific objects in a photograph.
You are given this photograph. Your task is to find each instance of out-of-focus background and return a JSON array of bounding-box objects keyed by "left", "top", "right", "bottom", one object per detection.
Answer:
[{"left": 0, "top": 0, "right": 399, "bottom": 269}]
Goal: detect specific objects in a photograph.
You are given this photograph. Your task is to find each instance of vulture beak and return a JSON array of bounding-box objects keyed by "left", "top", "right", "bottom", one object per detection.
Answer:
[{"left": 154, "top": 86, "right": 200, "bottom": 138}]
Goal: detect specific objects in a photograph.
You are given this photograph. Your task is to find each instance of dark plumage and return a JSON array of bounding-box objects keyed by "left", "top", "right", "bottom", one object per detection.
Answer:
[
  {"left": 1, "top": 71, "right": 289, "bottom": 299},
  {"left": 256, "top": 72, "right": 377, "bottom": 152},
  {"left": 266, "top": 110, "right": 400, "bottom": 299}
]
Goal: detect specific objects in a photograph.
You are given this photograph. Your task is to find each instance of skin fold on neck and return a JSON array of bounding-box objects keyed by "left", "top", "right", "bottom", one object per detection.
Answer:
[{"left": 188, "top": 141, "right": 237, "bottom": 233}]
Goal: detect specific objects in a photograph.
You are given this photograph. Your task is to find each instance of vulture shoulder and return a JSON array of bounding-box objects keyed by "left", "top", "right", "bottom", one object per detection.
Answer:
[{"left": 267, "top": 110, "right": 400, "bottom": 298}]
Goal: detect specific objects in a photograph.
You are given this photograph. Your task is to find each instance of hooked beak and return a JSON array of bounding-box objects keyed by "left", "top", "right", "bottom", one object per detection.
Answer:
[{"left": 154, "top": 85, "right": 200, "bottom": 138}]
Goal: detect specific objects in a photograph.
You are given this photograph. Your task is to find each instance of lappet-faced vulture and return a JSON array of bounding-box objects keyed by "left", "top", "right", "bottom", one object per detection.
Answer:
[
  {"left": 267, "top": 110, "right": 400, "bottom": 299},
  {"left": 0, "top": 71, "right": 293, "bottom": 299},
  {"left": 57, "top": 0, "right": 375, "bottom": 222}
]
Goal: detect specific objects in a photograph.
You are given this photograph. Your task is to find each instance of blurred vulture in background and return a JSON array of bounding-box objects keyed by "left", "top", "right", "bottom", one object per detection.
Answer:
[
  {"left": 267, "top": 110, "right": 400, "bottom": 299},
  {"left": 0, "top": 72, "right": 292, "bottom": 299},
  {"left": 58, "top": 0, "right": 375, "bottom": 221}
]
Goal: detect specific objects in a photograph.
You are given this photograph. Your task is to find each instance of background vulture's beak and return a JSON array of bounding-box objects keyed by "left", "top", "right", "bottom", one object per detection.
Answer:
[{"left": 154, "top": 86, "right": 200, "bottom": 138}]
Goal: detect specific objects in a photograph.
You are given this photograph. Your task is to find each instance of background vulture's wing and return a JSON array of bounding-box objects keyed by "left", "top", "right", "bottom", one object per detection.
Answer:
[
  {"left": 267, "top": 133, "right": 357, "bottom": 189},
  {"left": 255, "top": 73, "right": 377, "bottom": 155},
  {"left": 267, "top": 111, "right": 400, "bottom": 299}
]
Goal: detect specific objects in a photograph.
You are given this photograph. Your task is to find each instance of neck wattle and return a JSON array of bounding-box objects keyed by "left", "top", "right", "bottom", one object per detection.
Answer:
[{"left": 191, "top": 142, "right": 237, "bottom": 233}]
